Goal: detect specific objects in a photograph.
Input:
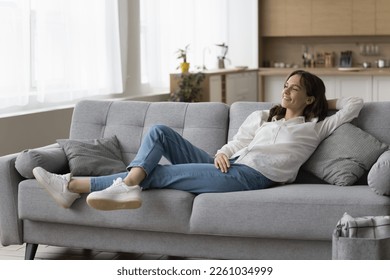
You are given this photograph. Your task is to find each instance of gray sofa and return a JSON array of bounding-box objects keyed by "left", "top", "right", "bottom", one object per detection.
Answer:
[{"left": 1, "top": 99, "right": 390, "bottom": 260}]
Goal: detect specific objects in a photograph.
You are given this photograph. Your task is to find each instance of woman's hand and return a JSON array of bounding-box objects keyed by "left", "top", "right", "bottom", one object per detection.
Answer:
[{"left": 214, "top": 153, "right": 230, "bottom": 173}]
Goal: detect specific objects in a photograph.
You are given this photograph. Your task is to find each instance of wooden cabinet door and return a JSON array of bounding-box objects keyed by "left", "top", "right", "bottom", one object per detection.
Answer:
[
  {"left": 208, "top": 75, "right": 222, "bottom": 102},
  {"left": 352, "top": 0, "right": 375, "bottom": 35},
  {"left": 226, "top": 72, "right": 258, "bottom": 105},
  {"left": 260, "top": 0, "right": 286, "bottom": 36},
  {"left": 373, "top": 77, "right": 390, "bottom": 101},
  {"left": 312, "top": 0, "right": 353, "bottom": 35},
  {"left": 376, "top": 0, "right": 390, "bottom": 35},
  {"left": 285, "top": 0, "right": 312, "bottom": 36},
  {"left": 337, "top": 76, "right": 372, "bottom": 102}
]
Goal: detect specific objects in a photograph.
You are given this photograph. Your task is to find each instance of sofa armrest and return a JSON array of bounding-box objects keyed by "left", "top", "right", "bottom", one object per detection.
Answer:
[
  {"left": 0, "top": 152, "right": 24, "bottom": 245},
  {"left": 0, "top": 144, "right": 69, "bottom": 245}
]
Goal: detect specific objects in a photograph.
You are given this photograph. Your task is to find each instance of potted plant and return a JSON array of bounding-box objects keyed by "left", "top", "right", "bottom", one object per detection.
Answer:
[
  {"left": 176, "top": 44, "right": 190, "bottom": 73},
  {"left": 169, "top": 72, "right": 205, "bottom": 102}
]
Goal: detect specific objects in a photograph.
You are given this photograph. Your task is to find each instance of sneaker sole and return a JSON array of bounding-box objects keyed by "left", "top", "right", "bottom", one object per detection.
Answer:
[
  {"left": 33, "top": 168, "right": 73, "bottom": 208},
  {"left": 86, "top": 197, "right": 142, "bottom": 211}
]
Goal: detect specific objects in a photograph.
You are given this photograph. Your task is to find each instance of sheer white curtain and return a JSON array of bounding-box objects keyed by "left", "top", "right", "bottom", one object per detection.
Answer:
[
  {"left": 140, "top": 0, "right": 258, "bottom": 92},
  {"left": 0, "top": 0, "right": 31, "bottom": 108},
  {"left": 0, "top": 0, "right": 122, "bottom": 109}
]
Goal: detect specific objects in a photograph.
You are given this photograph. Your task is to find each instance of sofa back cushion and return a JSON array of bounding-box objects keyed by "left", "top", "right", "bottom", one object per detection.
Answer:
[
  {"left": 228, "top": 101, "right": 275, "bottom": 140},
  {"left": 70, "top": 100, "right": 229, "bottom": 164},
  {"left": 355, "top": 101, "right": 390, "bottom": 146}
]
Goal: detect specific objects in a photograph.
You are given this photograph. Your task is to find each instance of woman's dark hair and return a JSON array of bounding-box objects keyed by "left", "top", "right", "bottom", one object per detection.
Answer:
[{"left": 267, "top": 70, "right": 328, "bottom": 122}]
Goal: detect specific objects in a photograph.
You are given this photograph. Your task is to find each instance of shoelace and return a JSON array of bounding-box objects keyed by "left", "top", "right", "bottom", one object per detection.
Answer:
[
  {"left": 112, "top": 178, "right": 123, "bottom": 185},
  {"left": 56, "top": 174, "right": 68, "bottom": 181},
  {"left": 105, "top": 178, "right": 129, "bottom": 191}
]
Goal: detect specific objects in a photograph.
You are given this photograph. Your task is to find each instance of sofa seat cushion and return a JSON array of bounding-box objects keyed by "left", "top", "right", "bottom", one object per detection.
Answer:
[
  {"left": 189, "top": 184, "right": 390, "bottom": 241},
  {"left": 18, "top": 179, "right": 195, "bottom": 234}
]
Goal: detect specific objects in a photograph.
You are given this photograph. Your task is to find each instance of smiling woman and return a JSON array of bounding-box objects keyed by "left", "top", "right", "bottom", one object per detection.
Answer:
[{"left": 268, "top": 70, "right": 328, "bottom": 123}]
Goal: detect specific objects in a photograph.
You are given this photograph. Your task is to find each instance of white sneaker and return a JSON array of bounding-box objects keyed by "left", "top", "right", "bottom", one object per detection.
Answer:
[
  {"left": 33, "top": 167, "right": 80, "bottom": 208},
  {"left": 86, "top": 178, "right": 142, "bottom": 211}
]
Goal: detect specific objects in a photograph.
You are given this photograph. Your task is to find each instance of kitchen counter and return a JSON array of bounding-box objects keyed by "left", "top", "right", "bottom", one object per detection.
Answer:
[
  {"left": 201, "top": 67, "right": 258, "bottom": 75},
  {"left": 258, "top": 67, "right": 390, "bottom": 77}
]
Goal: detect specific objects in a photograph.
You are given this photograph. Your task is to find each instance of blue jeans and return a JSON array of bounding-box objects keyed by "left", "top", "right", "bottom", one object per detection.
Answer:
[{"left": 90, "top": 125, "right": 275, "bottom": 194}]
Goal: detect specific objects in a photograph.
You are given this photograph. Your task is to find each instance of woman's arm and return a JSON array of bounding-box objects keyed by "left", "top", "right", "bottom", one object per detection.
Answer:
[
  {"left": 214, "top": 110, "right": 268, "bottom": 173},
  {"left": 317, "top": 97, "right": 364, "bottom": 140},
  {"left": 216, "top": 110, "right": 265, "bottom": 158}
]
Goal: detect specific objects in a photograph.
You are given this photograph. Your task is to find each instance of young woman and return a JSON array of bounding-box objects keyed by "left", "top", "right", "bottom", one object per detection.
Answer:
[{"left": 33, "top": 70, "right": 364, "bottom": 211}]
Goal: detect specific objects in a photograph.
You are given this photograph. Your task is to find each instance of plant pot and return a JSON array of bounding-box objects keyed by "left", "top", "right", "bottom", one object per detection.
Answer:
[{"left": 180, "top": 62, "right": 190, "bottom": 73}]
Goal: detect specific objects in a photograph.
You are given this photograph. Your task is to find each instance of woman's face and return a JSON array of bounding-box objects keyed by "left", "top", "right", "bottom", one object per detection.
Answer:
[{"left": 281, "top": 74, "right": 313, "bottom": 116}]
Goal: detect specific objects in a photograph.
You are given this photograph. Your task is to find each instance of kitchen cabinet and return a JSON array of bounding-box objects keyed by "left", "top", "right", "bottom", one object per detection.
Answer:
[
  {"left": 260, "top": 73, "right": 373, "bottom": 103},
  {"left": 352, "top": 0, "right": 376, "bottom": 35},
  {"left": 285, "top": 0, "right": 311, "bottom": 36},
  {"left": 225, "top": 72, "right": 258, "bottom": 104},
  {"left": 376, "top": 0, "right": 390, "bottom": 35},
  {"left": 260, "top": 0, "right": 285, "bottom": 36},
  {"left": 260, "top": 0, "right": 390, "bottom": 36},
  {"left": 312, "top": 0, "right": 352, "bottom": 35},
  {"left": 260, "top": 0, "right": 311, "bottom": 36},
  {"left": 373, "top": 77, "right": 390, "bottom": 101},
  {"left": 336, "top": 76, "right": 372, "bottom": 101},
  {"left": 170, "top": 69, "right": 258, "bottom": 105},
  {"left": 208, "top": 75, "right": 223, "bottom": 102},
  {"left": 320, "top": 76, "right": 338, "bottom": 99}
]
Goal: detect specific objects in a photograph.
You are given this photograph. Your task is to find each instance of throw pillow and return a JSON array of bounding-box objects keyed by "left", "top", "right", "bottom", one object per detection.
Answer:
[
  {"left": 57, "top": 136, "right": 127, "bottom": 176},
  {"left": 15, "top": 145, "right": 68, "bottom": 179},
  {"left": 368, "top": 150, "right": 390, "bottom": 196},
  {"left": 302, "top": 123, "right": 388, "bottom": 186}
]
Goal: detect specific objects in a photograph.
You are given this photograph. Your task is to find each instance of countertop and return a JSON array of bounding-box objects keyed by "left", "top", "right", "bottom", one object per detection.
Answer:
[{"left": 258, "top": 67, "right": 390, "bottom": 76}]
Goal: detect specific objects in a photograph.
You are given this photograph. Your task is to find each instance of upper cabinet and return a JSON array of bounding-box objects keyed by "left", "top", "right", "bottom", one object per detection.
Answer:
[
  {"left": 261, "top": 0, "right": 286, "bottom": 36},
  {"left": 312, "top": 0, "right": 352, "bottom": 35},
  {"left": 376, "top": 0, "right": 390, "bottom": 35},
  {"left": 285, "top": 0, "right": 311, "bottom": 36},
  {"left": 260, "top": 0, "right": 390, "bottom": 36},
  {"left": 261, "top": 0, "right": 311, "bottom": 36},
  {"left": 352, "top": 0, "right": 375, "bottom": 35}
]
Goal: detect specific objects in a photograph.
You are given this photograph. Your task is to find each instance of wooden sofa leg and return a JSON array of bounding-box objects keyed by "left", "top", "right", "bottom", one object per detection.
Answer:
[{"left": 25, "top": 243, "right": 38, "bottom": 260}]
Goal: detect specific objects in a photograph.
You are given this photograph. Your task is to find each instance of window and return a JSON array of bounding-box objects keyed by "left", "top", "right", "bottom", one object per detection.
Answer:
[
  {"left": 140, "top": 0, "right": 258, "bottom": 92},
  {"left": 0, "top": 0, "right": 122, "bottom": 113}
]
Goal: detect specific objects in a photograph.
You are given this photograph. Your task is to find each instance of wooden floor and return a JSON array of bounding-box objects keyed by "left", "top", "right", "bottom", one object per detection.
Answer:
[{"left": 0, "top": 243, "right": 188, "bottom": 260}]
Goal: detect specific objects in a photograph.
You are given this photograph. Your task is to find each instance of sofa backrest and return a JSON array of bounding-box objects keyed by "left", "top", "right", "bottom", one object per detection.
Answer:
[
  {"left": 69, "top": 99, "right": 390, "bottom": 167},
  {"left": 355, "top": 101, "right": 390, "bottom": 146},
  {"left": 70, "top": 100, "right": 229, "bottom": 164}
]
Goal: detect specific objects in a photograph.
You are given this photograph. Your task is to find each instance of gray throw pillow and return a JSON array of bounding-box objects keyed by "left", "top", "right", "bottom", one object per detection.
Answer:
[
  {"left": 303, "top": 123, "right": 388, "bottom": 186},
  {"left": 15, "top": 145, "right": 68, "bottom": 179},
  {"left": 57, "top": 136, "right": 127, "bottom": 176},
  {"left": 368, "top": 150, "right": 390, "bottom": 196}
]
